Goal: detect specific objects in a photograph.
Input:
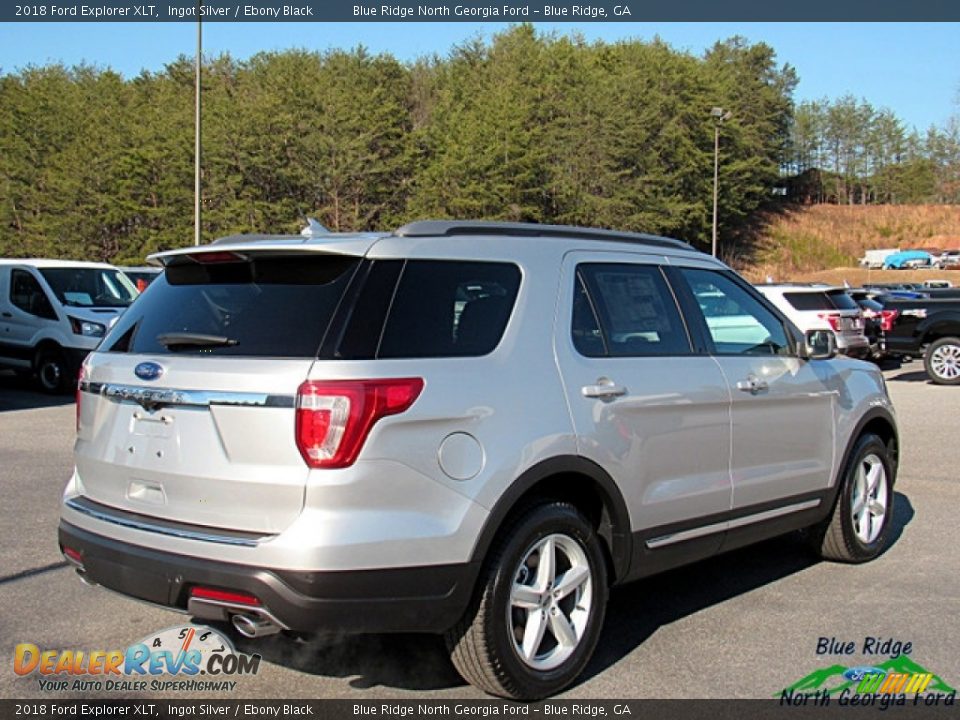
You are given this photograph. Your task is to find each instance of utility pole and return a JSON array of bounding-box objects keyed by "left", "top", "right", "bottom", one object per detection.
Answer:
[
  {"left": 710, "top": 107, "right": 731, "bottom": 259},
  {"left": 194, "top": 0, "right": 202, "bottom": 246}
]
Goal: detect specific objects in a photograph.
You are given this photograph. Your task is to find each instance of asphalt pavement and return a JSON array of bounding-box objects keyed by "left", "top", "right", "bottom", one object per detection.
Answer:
[{"left": 0, "top": 364, "right": 957, "bottom": 700}]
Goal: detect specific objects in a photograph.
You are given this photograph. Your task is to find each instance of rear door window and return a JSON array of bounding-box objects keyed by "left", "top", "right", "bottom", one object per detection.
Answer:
[
  {"left": 102, "top": 254, "right": 360, "bottom": 358},
  {"left": 574, "top": 264, "right": 691, "bottom": 357}
]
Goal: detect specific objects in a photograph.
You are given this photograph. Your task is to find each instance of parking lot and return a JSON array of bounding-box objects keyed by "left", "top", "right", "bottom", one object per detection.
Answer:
[{"left": 1, "top": 363, "right": 957, "bottom": 700}]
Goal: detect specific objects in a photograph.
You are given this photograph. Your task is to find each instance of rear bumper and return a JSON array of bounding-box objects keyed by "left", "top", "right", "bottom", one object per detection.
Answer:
[{"left": 59, "top": 520, "right": 478, "bottom": 634}]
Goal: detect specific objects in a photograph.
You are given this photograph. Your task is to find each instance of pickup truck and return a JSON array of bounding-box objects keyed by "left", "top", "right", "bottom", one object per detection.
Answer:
[{"left": 880, "top": 294, "right": 960, "bottom": 384}]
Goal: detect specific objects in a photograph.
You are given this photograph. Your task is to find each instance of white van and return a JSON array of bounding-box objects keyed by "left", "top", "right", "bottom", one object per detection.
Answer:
[{"left": 0, "top": 259, "right": 139, "bottom": 392}]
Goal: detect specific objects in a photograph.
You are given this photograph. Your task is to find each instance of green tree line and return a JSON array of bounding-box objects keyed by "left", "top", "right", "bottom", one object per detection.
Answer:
[
  {"left": 787, "top": 96, "right": 960, "bottom": 205},
  {"left": 0, "top": 26, "right": 951, "bottom": 264}
]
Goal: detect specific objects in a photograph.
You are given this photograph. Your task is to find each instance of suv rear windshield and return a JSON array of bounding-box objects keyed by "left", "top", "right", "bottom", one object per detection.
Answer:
[
  {"left": 102, "top": 254, "right": 360, "bottom": 357},
  {"left": 783, "top": 290, "right": 859, "bottom": 312}
]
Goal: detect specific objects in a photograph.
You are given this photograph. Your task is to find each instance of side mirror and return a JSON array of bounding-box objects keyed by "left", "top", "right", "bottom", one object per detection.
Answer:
[{"left": 800, "top": 329, "right": 837, "bottom": 360}]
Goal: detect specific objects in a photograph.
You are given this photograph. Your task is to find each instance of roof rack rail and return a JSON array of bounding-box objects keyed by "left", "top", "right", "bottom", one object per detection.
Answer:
[{"left": 393, "top": 220, "right": 695, "bottom": 251}]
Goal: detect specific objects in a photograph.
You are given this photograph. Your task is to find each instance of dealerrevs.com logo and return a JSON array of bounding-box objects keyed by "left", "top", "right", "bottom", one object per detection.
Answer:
[{"left": 14, "top": 625, "right": 260, "bottom": 693}]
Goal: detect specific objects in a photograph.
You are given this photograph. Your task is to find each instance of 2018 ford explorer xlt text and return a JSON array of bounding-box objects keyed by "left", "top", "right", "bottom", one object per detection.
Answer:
[{"left": 59, "top": 221, "right": 899, "bottom": 700}]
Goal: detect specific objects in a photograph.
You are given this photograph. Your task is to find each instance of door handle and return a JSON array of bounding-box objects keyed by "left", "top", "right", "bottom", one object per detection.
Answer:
[
  {"left": 1, "top": 312, "right": 11, "bottom": 318},
  {"left": 582, "top": 378, "right": 627, "bottom": 399},
  {"left": 736, "top": 375, "right": 769, "bottom": 395}
]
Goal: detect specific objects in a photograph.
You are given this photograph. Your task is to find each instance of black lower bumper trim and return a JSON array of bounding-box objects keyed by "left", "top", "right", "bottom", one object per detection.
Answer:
[{"left": 59, "top": 521, "right": 478, "bottom": 634}]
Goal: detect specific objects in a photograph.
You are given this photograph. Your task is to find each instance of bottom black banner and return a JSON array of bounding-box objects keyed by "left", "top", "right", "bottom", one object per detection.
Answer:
[{"left": 1, "top": 698, "right": 958, "bottom": 720}]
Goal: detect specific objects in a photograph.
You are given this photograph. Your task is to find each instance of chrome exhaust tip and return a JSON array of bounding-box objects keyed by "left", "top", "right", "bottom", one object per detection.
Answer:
[
  {"left": 231, "top": 612, "right": 281, "bottom": 639},
  {"left": 76, "top": 568, "right": 97, "bottom": 587}
]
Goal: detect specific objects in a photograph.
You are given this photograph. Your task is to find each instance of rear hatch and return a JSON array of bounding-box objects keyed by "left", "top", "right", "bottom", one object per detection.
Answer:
[
  {"left": 75, "top": 249, "right": 363, "bottom": 534},
  {"left": 783, "top": 289, "right": 865, "bottom": 339}
]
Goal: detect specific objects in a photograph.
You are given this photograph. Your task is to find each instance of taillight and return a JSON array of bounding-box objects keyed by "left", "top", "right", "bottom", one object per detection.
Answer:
[
  {"left": 295, "top": 378, "right": 424, "bottom": 469},
  {"left": 76, "top": 365, "right": 85, "bottom": 433},
  {"left": 879, "top": 309, "right": 899, "bottom": 332},
  {"left": 817, "top": 312, "right": 843, "bottom": 332}
]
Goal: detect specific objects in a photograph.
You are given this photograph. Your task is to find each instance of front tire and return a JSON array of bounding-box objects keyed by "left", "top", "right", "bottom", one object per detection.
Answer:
[
  {"left": 34, "top": 347, "right": 70, "bottom": 394},
  {"left": 813, "top": 433, "right": 894, "bottom": 563},
  {"left": 445, "top": 502, "right": 608, "bottom": 700},
  {"left": 924, "top": 336, "right": 960, "bottom": 385}
]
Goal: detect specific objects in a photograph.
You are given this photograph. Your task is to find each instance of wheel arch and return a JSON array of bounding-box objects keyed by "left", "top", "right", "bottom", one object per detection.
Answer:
[
  {"left": 919, "top": 318, "right": 960, "bottom": 345},
  {"left": 32, "top": 338, "right": 64, "bottom": 367},
  {"left": 829, "top": 407, "right": 899, "bottom": 512},
  {"left": 468, "top": 456, "right": 632, "bottom": 585}
]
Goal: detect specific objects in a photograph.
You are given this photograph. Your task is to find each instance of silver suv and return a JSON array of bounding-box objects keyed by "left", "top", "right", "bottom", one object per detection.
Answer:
[{"left": 60, "top": 221, "right": 898, "bottom": 699}]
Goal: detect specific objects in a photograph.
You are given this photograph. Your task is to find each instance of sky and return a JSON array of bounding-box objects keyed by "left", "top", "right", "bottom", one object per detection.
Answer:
[{"left": 0, "top": 21, "right": 957, "bottom": 132}]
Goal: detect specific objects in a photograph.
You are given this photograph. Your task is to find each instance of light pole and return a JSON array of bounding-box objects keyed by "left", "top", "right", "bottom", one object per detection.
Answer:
[
  {"left": 194, "top": 0, "right": 202, "bottom": 246},
  {"left": 710, "top": 106, "right": 731, "bottom": 259}
]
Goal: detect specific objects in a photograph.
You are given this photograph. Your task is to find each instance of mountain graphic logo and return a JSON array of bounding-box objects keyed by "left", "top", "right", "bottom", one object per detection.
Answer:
[{"left": 779, "top": 655, "right": 956, "bottom": 697}]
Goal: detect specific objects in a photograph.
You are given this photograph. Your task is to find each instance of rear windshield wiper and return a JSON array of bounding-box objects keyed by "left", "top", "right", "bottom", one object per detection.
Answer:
[{"left": 156, "top": 332, "right": 239, "bottom": 350}]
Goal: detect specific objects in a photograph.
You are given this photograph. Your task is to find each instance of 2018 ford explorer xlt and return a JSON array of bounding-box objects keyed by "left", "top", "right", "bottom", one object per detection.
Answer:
[{"left": 59, "top": 221, "right": 899, "bottom": 700}]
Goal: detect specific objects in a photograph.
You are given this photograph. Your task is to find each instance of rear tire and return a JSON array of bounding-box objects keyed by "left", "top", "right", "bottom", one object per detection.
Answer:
[
  {"left": 924, "top": 336, "right": 960, "bottom": 385},
  {"left": 812, "top": 433, "right": 894, "bottom": 563},
  {"left": 445, "top": 502, "right": 608, "bottom": 700},
  {"left": 34, "top": 347, "right": 70, "bottom": 394}
]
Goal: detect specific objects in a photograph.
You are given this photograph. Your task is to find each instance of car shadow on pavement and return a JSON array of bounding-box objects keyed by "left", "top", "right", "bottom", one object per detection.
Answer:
[
  {"left": 582, "top": 491, "right": 915, "bottom": 685},
  {"left": 221, "top": 493, "right": 914, "bottom": 694},
  {"left": 0, "top": 370, "right": 74, "bottom": 412},
  {"left": 885, "top": 368, "right": 933, "bottom": 383},
  {"left": 225, "top": 627, "right": 462, "bottom": 692}
]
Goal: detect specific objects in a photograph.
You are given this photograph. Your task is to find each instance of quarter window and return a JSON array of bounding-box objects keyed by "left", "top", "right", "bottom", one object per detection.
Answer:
[{"left": 375, "top": 260, "right": 521, "bottom": 359}]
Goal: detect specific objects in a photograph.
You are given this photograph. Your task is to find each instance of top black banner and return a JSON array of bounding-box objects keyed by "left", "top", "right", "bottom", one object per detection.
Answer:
[{"left": 3, "top": 0, "right": 960, "bottom": 22}]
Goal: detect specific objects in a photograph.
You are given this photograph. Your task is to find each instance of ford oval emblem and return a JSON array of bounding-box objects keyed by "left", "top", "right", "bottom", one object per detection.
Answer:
[{"left": 134, "top": 362, "right": 164, "bottom": 382}]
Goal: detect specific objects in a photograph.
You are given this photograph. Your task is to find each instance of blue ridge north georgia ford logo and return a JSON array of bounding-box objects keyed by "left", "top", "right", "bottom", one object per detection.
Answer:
[{"left": 134, "top": 362, "right": 164, "bottom": 381}]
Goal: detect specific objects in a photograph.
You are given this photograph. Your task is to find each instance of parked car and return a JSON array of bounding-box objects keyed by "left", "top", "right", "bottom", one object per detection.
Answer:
[
  {"left": 883, "top": 250, "right": 934, "bottom": 270},
  {"left": 878, "top": 293, "right": 960, "bottom": 384},
  {"left": 121, "top": 266, "right": 162, "bottom": 293},
  {"left": 754, "top": 284, "right": 870, "bottom": 358},
  {"left": 846, "top": 290, "right": 900, "bottom": 361},
  {"left": 0, "top": 259, "right": 138, "bottom": 392},
  {"left": 939, "top": 250, "right": 960, "bottom": 270},
  {"left": 859, "top": 248, "right": 899, "bottom": 269},
  {"left": 59, "top": 221, "right": 899, "bottom": 700}
]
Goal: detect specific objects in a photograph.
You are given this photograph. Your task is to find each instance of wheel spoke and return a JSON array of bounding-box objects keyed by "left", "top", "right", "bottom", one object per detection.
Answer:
[
  {"left": 554, "top": 565, "right": 589, "bottom": 600},
  {"left": 535, "top": 536, "right": 556, "bottom": 591},
  {"left": 548, "top": 611, "right": 578, "bottom": 648},
  {"left": 852, "top": 494, "right": 866, "bottom": 519},
  {"left": 521, "top": 609, "right": 547, "bottom": 661},
  {"left": 865, "top": 462, "right": 883, "bottom": 495},
  {"left": 511, "top": 584, "right": 542, "bottom": 610}
]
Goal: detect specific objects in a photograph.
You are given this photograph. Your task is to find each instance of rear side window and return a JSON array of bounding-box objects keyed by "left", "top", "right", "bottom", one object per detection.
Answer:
[
  {"left": 102, "top": 255, "right": 359, "bottom": 357},
  {"left": 783, "top": 291, "right": 832, "bottom": 311},
  {"left": 375, "top": 261, "right": 521, "bottom": 358},
  {"left": 575, "top": 264, "right": 691, "bottom": 357}
]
